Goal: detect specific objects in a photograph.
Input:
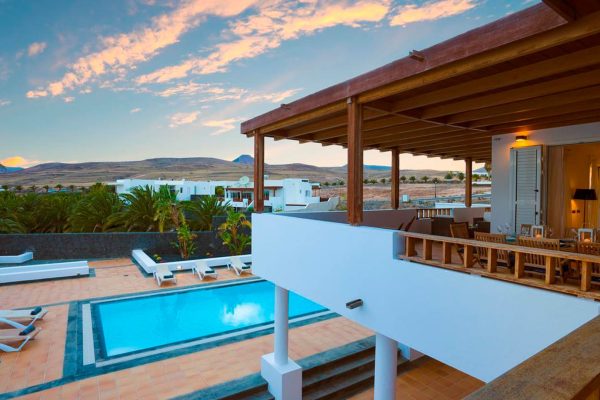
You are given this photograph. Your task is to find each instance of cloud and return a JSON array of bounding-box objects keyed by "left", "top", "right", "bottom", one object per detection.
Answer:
[
  {"left": 0, "top": 99, "right": 10, "bottom": 107},
  {"left": 0, "top": 156, "right": 41, "bottom": 168},
  {"left": 130, "top": 107, "right": 142, "bottom": 113},
  {"left": 63, "top": 96, "right": 75, "bottom": 103},
  {"left": 28, "top": 42, "right": 47, "bottom": 57},
  {"left": 169, "top": 111, "right": 199, "bottom": 128},
  {"left": 26, "top": 90, "right": 49, "bottom": 98},
  {"left": 202, "top": 118, "right": 242, "bottom": 135},
  {"left": 243, "top": 88, "right": 302, "bottom": 103},
  {"left": 136, "top": 0, "right": 391, "bottom": 84},
  {"left": 389, "top": 0, "right": 478, "bottom": 26},
  {"left": 26, "top": 0, "right": 257, "bottom": 98}
]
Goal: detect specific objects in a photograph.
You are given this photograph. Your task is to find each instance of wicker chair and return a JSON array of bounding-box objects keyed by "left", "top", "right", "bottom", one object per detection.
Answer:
[
  {"left": 517, "top": 236, "right": 564, "bottom": 282},
  {"left": 519, "top": 224, "right": 532, "bottom": 236},
  {"left": 576, "top": 241, "right": 600, "bottom": 287},
  {"left": 474, "top": 232, "right": 513, "bottom": 271}
]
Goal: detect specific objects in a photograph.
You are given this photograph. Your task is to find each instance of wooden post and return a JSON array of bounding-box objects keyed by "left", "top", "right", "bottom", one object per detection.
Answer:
[
  {"left": 423, "top": 239, "right": 432, "bottom": 260},
  {"left": 545, "top": 256, "right": 555, "bottom": 285},
  {"left": 487, "top": 248, "right": 497, "bottom": 273},
  {"left": 253, "top": 132, "right": 265, "bottom": 213},
  {"left": 464, "top": 245, "right": 473, "bottom": 268},
  {"left": 405, "top": 236, "right": 416, "bottom": 257},
  {"left": 347, "top": 97, "right": 363, "bottom": 225},
  {"left": 391, "top": 149, "right": 400, "bottom": 209},
  {"left": 465, "top": 157, "right": 473, "bottom": 208},
  {"left": 581, "top": 261, "right": 591, "bottom": 291},
  {"left": 515, "top": 252, "right": 525, "bottom": 279},
  {"left": 442, "top": 242, "right": 452, "bottom": 265}
]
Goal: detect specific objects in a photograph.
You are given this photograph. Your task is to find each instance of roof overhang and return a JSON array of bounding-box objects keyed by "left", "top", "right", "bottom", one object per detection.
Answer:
[{"left": 241, "top": 2, "right": 600, "bottom": 163}]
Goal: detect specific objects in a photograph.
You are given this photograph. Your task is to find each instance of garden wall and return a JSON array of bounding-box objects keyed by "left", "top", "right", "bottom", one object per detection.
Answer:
[{"left": 0, "top": 231, "right": 229, "bottom": 260}]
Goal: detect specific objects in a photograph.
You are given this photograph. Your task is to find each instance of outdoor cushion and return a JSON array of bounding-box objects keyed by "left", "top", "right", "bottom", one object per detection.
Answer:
[
  {"left": 30, "top": 306, "right": 42, "bottom": 315},
  {"left": 20, "top": 325, "right": 35, "bottom": 336}
]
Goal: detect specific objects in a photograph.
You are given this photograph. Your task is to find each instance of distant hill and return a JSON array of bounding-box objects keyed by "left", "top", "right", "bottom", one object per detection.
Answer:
[
  {"left": 0, "top": 157, "right": 449, "bottom": 186},
  {"left": 0, "top": 164, "right": 24, "bottom": 174},
  {"left": 232, "top": 154, "right": 254, "bottom": 165}
]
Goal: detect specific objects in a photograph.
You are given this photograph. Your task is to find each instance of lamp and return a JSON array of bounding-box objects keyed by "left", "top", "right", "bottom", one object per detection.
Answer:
[
  {"left": 573, "top": 188, "right": 597, "bottom": 227},
  {"left": 515, "top": 135, "right": 527, "bottom": 142}
]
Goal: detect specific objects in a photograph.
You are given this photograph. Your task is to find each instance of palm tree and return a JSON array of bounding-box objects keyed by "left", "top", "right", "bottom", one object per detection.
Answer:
[
  {"left": 15, "top": 185, "right": 23, "bottom": 193},
  {"left": 69, "top": 185, "right": 123, "bottom": 232},
  {"left": 69, "top": 184, "right": 76, "bottom": 192},
  {"left": 1, "top": 185, "right": 8, "bottom": 192},
  {"left": 34, "top": 194, "right": 73, "bottom": 232},
  {"left": 444, "top": 172, "right": 454, "bottom": 180},
  {"left": 154, "top": 185, "right": 181, "bottom": 233},
  {"left": 421, "top": 176, "right": 429, "bottom": 183},
  {"left": 400, "top": 176, "right": 407, "bottom": 184},
  {"left": 380, "top": 178, "right": 386, "bottom": 184},
  {"left": 29, "top": 185, "right": 37, "bottom": 193},
  {"left": 55, "top": 184, "right": 63, "bottom": 192},
  {"left": 184, "top": 195, "right": 231, "bottom": 231},
  {"left": 109, "top": 185, "right": 158, "bottom": 232},
  {"left": 409, "top": 176, "right": 416, "bottom": 184},
  {"left": 432, "top": 178, "right": 441, "bottom": 184},
  {"left": 457, "top": 172, "right": 465, "bottom": 182},
  {"left": 218, "top": 211, "right": 252, "bottom": 255},
  {"left": 43, "top": 185, "right": 50, "bottom": 193}
]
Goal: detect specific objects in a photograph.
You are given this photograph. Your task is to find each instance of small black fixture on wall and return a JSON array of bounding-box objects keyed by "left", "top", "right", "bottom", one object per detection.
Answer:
[{"left": 346, "top": 299, "right": 363, "bottom": 309}]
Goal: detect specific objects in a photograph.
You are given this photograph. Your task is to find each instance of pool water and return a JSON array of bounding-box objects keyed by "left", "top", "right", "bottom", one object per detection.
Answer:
[{"left": 96, "top": 281, "right": 325, "bottom": 357}]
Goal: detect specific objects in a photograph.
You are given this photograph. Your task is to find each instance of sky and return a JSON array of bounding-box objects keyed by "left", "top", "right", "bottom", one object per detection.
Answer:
[{"left": 0, "top": 0, "right": 536, "bottom": 170}]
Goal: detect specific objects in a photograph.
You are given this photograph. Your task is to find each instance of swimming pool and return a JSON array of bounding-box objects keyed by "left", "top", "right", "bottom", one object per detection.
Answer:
[{"left": 94, "top": 281, "right": 325, "bottom": 357}]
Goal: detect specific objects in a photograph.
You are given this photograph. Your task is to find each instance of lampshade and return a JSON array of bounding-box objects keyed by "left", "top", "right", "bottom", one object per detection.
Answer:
[{"left": 573, "top": 188, "right": 598, "bottom": 201}]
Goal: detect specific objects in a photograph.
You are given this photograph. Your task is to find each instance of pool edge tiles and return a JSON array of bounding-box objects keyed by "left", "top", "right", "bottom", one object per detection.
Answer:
[{"left": 82, "top": 279, "right": 333, "bottom": 368}]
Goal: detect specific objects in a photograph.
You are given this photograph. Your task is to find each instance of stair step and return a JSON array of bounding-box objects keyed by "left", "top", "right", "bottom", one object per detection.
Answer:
[{"left": 303, "top": 350, "right": 376, "bottom": 390}]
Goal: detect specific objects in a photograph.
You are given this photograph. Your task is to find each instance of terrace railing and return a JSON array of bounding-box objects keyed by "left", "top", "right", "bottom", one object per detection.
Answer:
[
  {"left": 398, "top": 231, "right": 600, "bottom": 300},
  {"left": 415, "top": 206, "right": 492, "bottom": 219}
]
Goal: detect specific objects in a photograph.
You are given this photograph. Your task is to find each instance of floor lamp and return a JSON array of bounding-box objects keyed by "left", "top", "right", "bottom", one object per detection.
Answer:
[{"left": 573, "top": 188, "right": 597, "bottom": 228}]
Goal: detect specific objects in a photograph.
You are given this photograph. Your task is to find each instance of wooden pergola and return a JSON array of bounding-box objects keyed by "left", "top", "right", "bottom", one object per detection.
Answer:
[{"left": 241, "top": 1, "right": 600, "bottom": 225}]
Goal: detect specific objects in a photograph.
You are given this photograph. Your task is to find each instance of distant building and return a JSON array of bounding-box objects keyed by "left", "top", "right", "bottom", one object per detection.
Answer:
[{"left": 110, "top": 177, "right": 331, "bottom": 212}]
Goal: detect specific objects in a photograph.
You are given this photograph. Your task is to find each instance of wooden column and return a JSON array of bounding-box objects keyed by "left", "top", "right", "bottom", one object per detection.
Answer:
[
  {"left": 391, "top": 149, "right": 400, "bottom": 210},
  {"left": 465, "top": 157, "right": 473, "bottom": 208},
  {"left": 347, "top": 97, "right": 363, "bottom": 225},
  {"left": 253, "top": 132, "right": 265, "bottom": 213}
]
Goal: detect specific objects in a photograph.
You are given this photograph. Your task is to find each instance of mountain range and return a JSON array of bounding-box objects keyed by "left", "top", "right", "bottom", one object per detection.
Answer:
[{"left": 0, "top": 156, "right": 446, "bottom": 186}]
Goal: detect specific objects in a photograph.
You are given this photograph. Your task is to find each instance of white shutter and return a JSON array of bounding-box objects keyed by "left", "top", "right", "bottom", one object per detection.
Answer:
[{"left": 511, "top": 146, "right": 542, "bottom": 231}]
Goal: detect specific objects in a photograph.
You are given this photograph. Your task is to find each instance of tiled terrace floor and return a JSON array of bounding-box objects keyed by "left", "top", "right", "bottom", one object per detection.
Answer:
[
  {"left": 0, "top": 258, "right": 484, "bottom": 399},
  {"left": 351, "top": 357, "right": 484, "bottom": 400}
]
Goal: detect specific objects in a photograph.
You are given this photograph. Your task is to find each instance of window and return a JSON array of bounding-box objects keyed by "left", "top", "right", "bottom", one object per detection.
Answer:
[
  {"left": 242, "top": 192, "right": 253, "bottom": 201},
  {"left": 264, "top": 190, "right": 270, "bottom": 200}
]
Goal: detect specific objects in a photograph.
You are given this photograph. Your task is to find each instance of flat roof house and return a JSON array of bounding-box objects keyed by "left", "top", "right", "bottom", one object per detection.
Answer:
[{"left": 242, "top": 2, "right": 600, "bottom": 399}]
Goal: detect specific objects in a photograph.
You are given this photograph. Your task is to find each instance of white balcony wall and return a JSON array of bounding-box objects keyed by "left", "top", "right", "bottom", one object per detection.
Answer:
[{"left": 253, "top": 213, "right": 600, "bottom": 382}]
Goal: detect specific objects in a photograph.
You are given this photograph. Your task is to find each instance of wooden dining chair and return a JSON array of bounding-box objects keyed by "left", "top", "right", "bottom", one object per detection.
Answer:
[
  {"left": 474, "top": 232, "right": 513, "bottom": 271},
  {"left": 517, "top": 236, "right": 564, "bottom": 282},
  {"left": 519, "top": 224, "right": 532, "bottom": 236},
  {"left": 450, "top": 222, "right": 477, "bottom": 265},
  {"left": 576, "top": 241, "right": 600, "bottom": 287}
]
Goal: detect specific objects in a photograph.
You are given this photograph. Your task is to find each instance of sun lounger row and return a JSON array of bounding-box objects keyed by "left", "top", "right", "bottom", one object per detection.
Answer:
[
  {"left": 0, "top": 306, "right": 48, "bottom": 353},
  {"left": 153, "top": 256, "right": 252, "bottom": 286}
]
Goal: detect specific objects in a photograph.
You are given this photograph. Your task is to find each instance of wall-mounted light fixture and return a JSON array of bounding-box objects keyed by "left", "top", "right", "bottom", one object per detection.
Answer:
[
  {"left": 515, "top": 135, "right": 527, "bottom": 142},
  {"left": 346, "top": 299, "right": 363, "bottom": 309}
]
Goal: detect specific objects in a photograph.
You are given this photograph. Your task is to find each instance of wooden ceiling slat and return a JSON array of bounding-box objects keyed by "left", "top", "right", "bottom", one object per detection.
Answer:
[
  {"left": 420, "top": 64, "right": 600, "bottom": 120},
  {"left": 366, "top": 130, "right": 490, "bottom": 148},
  {"left": 388, "top": 44, "right": 600, "bottom": 114},
  {"left": 488, "top": 109, "right": 600, "bottom": 132},
  {"left": 447, "top": 84, "right": 600, "bottom": 124}
]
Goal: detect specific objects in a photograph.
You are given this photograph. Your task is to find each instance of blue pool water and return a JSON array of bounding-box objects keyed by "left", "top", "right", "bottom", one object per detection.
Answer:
[{"left": 96, "top": 281, "right": 325, "bottom": 357}]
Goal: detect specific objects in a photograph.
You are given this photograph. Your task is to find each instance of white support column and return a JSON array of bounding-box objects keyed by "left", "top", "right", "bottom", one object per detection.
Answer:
[
  {"left": 374, "top": 333, "right": 398, "bottom": 400},
  {"left": 261, "top": 285, "right": 302, "bottom": 400},
  {"left": 275, "top": 285, "right": 289, "bottom": 365}
]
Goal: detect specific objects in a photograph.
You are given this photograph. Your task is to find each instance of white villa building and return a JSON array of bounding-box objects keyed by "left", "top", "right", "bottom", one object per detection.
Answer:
[
  {"left": 242, "top": 3, "right": 600, "bottom": 399},
  {"left": 111, "top": 177, "right": 329, "bottom": 212}
]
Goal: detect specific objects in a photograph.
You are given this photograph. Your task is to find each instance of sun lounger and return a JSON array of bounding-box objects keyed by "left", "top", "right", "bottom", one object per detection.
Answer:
[
  {"left": 154, "top": 264, "right": 177, "bottom": 286},
  {"left": 193, "top": 260, "right": 218, "bottom": 280},
  {"left": 228, "top": 256, "right": 252, "bottom": 276},
  {"left": 0, "top": 317, "right": 40, "bottom": 353},
  {"left": 0, "top": 306, "right": 48, "bottom": 323}
]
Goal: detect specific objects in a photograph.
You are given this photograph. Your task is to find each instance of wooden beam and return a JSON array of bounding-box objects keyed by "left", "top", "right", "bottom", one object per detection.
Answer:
[
  {"left": 391, "top": 149, "right": 400, "bottom": 209},
  {"left": 347, "top": 97, "right": 363, "bottom": 225},
  {"left": 253, "top": 133, "right": 265, "bottom": 213},
  {"left": 390, "top": 46, "right": 600, "bottom": 114},
  {"left": 465, "top": 158, "right": 473, "bottom": 207},
  {"left": 420, "top": 64, "right": 600, "bottom": 120},
  {"left": 241, "top": 4, "right": 567, "bottom": 134},
  {"left": 543, "top": 0, "right": 578, "bottom": 21}
]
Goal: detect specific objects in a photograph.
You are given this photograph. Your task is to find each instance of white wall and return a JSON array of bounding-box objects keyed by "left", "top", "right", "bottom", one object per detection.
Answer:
[
  {"left": 280, "top": 209, "right": 417, "bottom": 230},
  {"left": 492, "top": 122, "right": 600, "bottom": 233},
  {"left": 253, "top": 213, "right": 599, "bottom": 382}
]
